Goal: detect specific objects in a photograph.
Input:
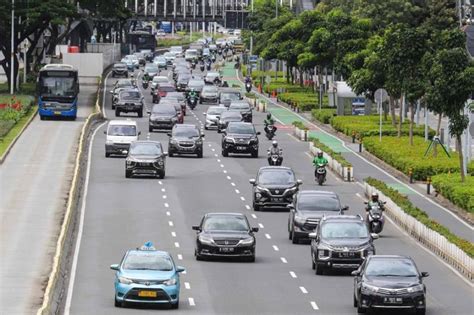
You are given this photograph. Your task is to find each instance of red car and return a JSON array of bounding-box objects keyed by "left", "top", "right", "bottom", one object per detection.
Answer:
[{"left": 153, "top": 83, "right": 176, "bottom": 103}]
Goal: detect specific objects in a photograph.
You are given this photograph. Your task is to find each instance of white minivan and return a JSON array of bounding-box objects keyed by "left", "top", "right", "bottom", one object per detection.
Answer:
[{"left": 104, "top": 120, "right": 140, "bottom": 157}]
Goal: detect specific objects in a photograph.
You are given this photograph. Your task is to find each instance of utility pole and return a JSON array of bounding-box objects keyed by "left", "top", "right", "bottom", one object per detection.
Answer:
[{"left": 11, "top": 0, "right": 15, "bottom": 95}]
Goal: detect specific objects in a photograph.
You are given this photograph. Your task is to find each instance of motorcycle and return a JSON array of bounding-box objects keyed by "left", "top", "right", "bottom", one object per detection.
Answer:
[
  {"left": 245, "top": 82, "right": 252, "bottom": 93},
  {"left": 234, "top": 61, "right": 240, "bottom": 69},
  {"left": 200, "top": 64, "right": 205, "bottom": 72},
  {"left": 206, "top": 61, "right": 212, "bottom": 71},
  {"left": 365, "top": 202, "right": 386, "bottom": 234},
  {"left": 142, "top": 80, "right": 149, "bottom": 89},
  {"left": 314, "top": 164, "right": 327, "bottom": 186},
  {"left": 211, "top": 55, "right": 216, "bottom": 62},
  {"left": 267, "top": 150, "right": 282, "bottom": 166},
  {"left": 265, "top": 125, "right": 276, "bottom": 140},
  {"left": 191, "top": 61, "right": 196, "bottom": 70},
  {"left": 188, "top": 96, "right": 198, "bottom": 110}
]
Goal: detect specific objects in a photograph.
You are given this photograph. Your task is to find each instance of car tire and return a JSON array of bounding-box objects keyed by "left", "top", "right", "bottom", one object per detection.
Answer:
[
  {"left": 357, "top": 304, "right": 367, "bottom": 314},
  {"left": 195, "top": 250, "right": 203, "bottom": 261},
  {"left": 171, "top": 299, "right": 179, "bottom": 309},
  {"left": 253, "top": 202, "right": 260, "bottom": 211},
  {"left": 312, "top": 255, "right": 316, "bottom": 270},
  {"left": 112, "top": 104, "right": 116, "bottom": 110},
  {"left": 115, "top": 109, "right": 120, "bottom": 116},
  {"left": 251, "top": 150, "right": 258, "bottom": 158},
  {"left": 197, "top": 151, "right": 203, "bottom": 158},
  {"left": 125, "top": 170, "right": 132, "bottom": 178},
  {"left": 353, "top": 294, "right": 357, "bottom": 307},
  {"left": 204, "top": 126, "right": 208, "bottom": 130},
  {"left": 105, "top": 152, "right": 110, "bottom": 158},
  {"left": 169, "top": 151, "right": 174, "bottom": 157},
  {"left": 158, "top": 171, "right": 165, "bottom": 179},
  {"left": 415, "top": 309, "right": 426, "bottom": 315},
  {"left": 114, "top": 297, "right": 122, "bottom": 307},
  {"left": 315, "top": 263, "right": 324, "bottom": 275},
  {"left": 199, "top": 98, "right": 203, "bottom": 104},
  {"left": 138, "top": 109, "right": 143, "bottom": 118},
  {"left": 112, "top": 73, "right": 115, "bottom": 78},
  {"left": 222, "top": 149, "right": 228, "bottom": 157},
  {"left": 291, "top": 230, "right": 299, "bottom": 244},
  {"left": 149, "top": 126, "right": 153, "bottom": 132}
]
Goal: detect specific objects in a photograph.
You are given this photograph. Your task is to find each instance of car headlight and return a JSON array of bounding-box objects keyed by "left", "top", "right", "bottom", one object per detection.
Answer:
[
  {"left": 284, "top": 186, "right": 298, "bottom": 195},
  {"left": 171, "top": 117, "right": 178, "bottom": 122},
  {"left": 157, "top": 160, "right": 164, "bottom": 166},
  {"left": 118, "top": 276, "right": 133, "bottom": 285},
  {"left": 361, "top": 283, "right": 380, "bottom": 294},
  {"left": 318, "top": 249, "right": 330, "bottom": 259},
  {"left": 255, "top": 186, "right": 269, "bottom": 194},
  {"left": 164, "top": 278, "right": 177, "bottom": 286},
  {"left": 294, "top": 215, "right": 306, "bottom": 225},
  {"left": 196, "top": 139, "right": 203, "bottom": 145},
  {"left": 199, "top": 235, "right": 214, "bottom": 245},
  {"left": 106, "top": 140, "right": 114, "bottom": 145},
  {"left": 225, "top": 137, "right": 235, "bottom": 143},
  {"left": 407, "top": 284, "right": 424, "bottom": 293},
  {"left": 239, "top": 237, "right": 254, "bottom": 245},
  {"left": 170, "top": 140, "right": 178, "bottom": 145}
]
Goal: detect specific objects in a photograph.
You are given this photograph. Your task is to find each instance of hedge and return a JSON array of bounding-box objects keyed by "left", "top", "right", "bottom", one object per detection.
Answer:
[
  {"left": 292, "top": 120, "right": 309, "bottom": 130},
  {"left": 431, "top": 173, "right": 474, "bottom": 213},
  {"left": 365, "top": 177, "right": 474, "bottom": 258},
  {"left": 311, "top": 138, "right": 352, "bottom": 167},
  {"left": 312, "top": 108, "right": 336, "bottom": 124},
  {"left": 331, "top": 115, "right": 435, "bottom": 138},
  {"left": 362, "top": 136, "right": 474, "bottom": 180},
  {"left": 0, "top": 95, "right": 34, "bottom": 137}
]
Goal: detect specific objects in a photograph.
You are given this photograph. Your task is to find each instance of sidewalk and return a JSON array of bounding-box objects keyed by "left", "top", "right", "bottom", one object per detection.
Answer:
[{"left": 223, "top": 62, "right": 473, "bottom": 242}]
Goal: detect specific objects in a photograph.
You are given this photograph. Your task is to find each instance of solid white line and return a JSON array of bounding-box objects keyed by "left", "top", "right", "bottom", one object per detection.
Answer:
[
  {"left": 235, "top": 189, "right": 240, "bottom": 194},
  {"left": 265, "top": 233, "right": 271, "bottom": 239},
  {"left": 64, "top": 121, "right": 107, "bottom": 314},
  {"left": 164, "top": 203, "right": 169, "bottom": 208},
  {"left": 174, "top": 242, "right": 180, "bottom": 248},
  {"left": 101, "top": 72, "right": 112, "bottom": 119},
  {"left": 188, "top": 298, "right": 195, "bottom": 306},
  {"left": 300, "top": 286, "right": 308, "bottom": 294},
  {"left": 310, "top": 301, "right": 319, "bottom": 310},
  {"left": 177, "top": 254, "right": 183, "bottom": 260},
  {"left": 272, "top": 245, "right": 279, "bottom": 251},
  {"left": 289, "top": 271, "right": 297, "bottom": 278},
  {"left": 184, "top": 282, "right": 191, "bottom": 290},
  {"left": 280, "top": 257, "right": 288, "bottom": 264},
  {"left": 258, "top": 223, "right": 264, "bottom": 228},
  {"left": 169, "top": 221, "right": 174, "bottom": 227},
  {"left": 246, "top": 205, "right": 251, "bottom": 210},
  {"left": 251, "top": 213, "right": 257, "bottom": 219},
  {"left": 240, "top": 196, "right": 245, "bottom": 201},
  {"left": 166, "top": 211, "right": 171, "bottom": 216},
  {"left": 231, "top": 182, "right": 236, "bottom": 186}
]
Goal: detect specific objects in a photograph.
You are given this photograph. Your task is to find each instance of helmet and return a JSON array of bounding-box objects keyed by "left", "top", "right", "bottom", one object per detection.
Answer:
[
  {"left": 191, "top": 88, "right": 195, "bottom": 92},
  {"left": 266, "top": 113, "right": 272, "bottom": 119},
  {"left": 130, "top": 74, "right": 134, "bottom": 78},
  {"left": 272, "top": 140, "right": 278, "bottom": 148},
  {"left": 317, "top": 151, "right": 323, "bottom": 158},
  {"left": 371, "top": 193, "right": 379, "bottom": 202}
]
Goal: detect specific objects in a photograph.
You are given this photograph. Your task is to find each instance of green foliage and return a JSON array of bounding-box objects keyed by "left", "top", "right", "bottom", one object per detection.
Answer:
[
  {"left": 311, "top": 138, "right": 351, "bottom": 167},
  {"left": 292, "top": 120, "right": 309, "bottom": 130},
  {"left": 431, "top": 173, "right": 474, "bottom": 213},
  {"left": 365, "top": 177, "right": 474, "bottom": 258},
  {"left": 278, "top": 92, "right": 327, "bottom": 111},
  {"left": 0, "top": 95, "right": 34, "bottom": 137},
  {"left": 311, "top": 108, "right": 336, "bottom": 124},
  {"left": 362, "top": 136, "right": 473, "bottom": 180}
]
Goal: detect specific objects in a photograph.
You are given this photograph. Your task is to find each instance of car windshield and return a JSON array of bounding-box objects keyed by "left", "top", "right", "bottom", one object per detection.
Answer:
[
  {"left": 258, "top": 170, "right": 296, "bottom": 185},
  {"left": 230, "top": 104, "right": 250, "bottom": 110},
  {"left": 40, "top": 77, "right": 75, "bottom": 97},
  {"left": 120, "top": 91, "right": 141, "bottom": 100},
  {"left": 203, "top": 216, "right": 249, "bottom": 231},
  {"left": 116, "top": 80, "right": 133, "bottom": 88},
  {"left": 208, "top": 107, "right": 225, "bottom": 115},
  {"left": 155, "top": 57, "right": 166, "bottom": 62},
  {"left": 365, "top": 259, "right": 419, "bottom": 277},
  {"left": 108, "top": 125, "right": 136, "bottom": 136},
  {"left": 226, "top": 123, "right": 254, "bottom": 134},
  {"left": 321, "top": 222, "right": 369, "bottom": 239},
  {"left": 152, "top": 105, "right": 175, "bottom": 115},
  {"left": 153, "top": 76, "right": 168, "bottom": 83},
  {"left": 114, "top": 63, "right": 126, "bottom": 68},
  {"left": 203, "top": 86, "right": 218, "bottom": 93},
  {"left": 130, "top": 143, "right": 162, "bottom": 155},
  {"left": 298, "top": 195, "right": 340, "bottom": 211},
  {"left": 145, "top": 65, "right": 158, "bottom": 72},
  {"left": 173, "top": 128, "right": 200, "bottom": 138},
  {"left": 188, "top": 80, "right": 204, "bottom": 87},
  {"left": 123, "top": 252, "right": 173, "bottom": 271},
  {"left": 160, "top": 86, "right": 176, "bottom": 92},
  {"left": 221, "top": 92, "right": 240, "bottom": 101}
]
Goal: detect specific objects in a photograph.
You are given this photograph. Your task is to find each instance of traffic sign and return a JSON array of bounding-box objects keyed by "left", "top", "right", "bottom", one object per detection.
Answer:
[{"left": 374, "top": 88, "right": 388, "bottom": 103}]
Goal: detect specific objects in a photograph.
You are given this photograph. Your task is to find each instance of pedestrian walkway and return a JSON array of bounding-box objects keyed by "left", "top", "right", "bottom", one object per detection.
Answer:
[{"left": 224, "top": 61, "right": 473, "bottom": 241}]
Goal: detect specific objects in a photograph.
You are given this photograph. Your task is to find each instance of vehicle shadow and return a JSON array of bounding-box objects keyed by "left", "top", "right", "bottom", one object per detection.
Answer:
[{"left": 122, "top": 302, "right": 174, "bottom": 310}]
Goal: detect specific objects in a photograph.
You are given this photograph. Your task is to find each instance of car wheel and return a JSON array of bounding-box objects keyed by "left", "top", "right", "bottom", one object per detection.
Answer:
[
  {"left": 158, "top": 171, "right": 165, "bottom": 179},
  {"left": 288, "top": 229, "right": 292, "bottom": 240},
  {"left": 115, "top": 109, "right": 120, "bottom": 116},
  {"left": 222, "top": 149, "right": 228, "bottom": 157},
  {"left": 149, "top": 126, "right": 153, "bottom": 132},
  {"left": 114, "top": 297, "right": 122, "bottom": 307},
  {"left": 138, "top": 109, "right": 143, "bottom": 118},
  {"left": 291, "top": 230, "right": 299, "bottom": 244},
  {"left": 312, "top": 255, "right": 316, "bottom": 270},
  {"left": 112, "top": 73, "right": 115, "bottom": 78},
  {"left": 253, "top": 202, "right": 260, "bottom": 211},
  {"left": 415, "top": 309, "right": 426, "bottom": 315},
  {"left": 125, "top": 170, "right": 132, "bottom": 178},
  {"left": 353, "top": 294, "right": 357, "bottom": 307},
  {"left": 112, "top": 104, "right": 116, "bottom": 109},
  {"left": 195, "top": 250, "right": 203, "bottom": 261},
  {"left": 251, "top": 150, "right": 258, "bottom": 158},
  {"left": 169, "top": 151, "right": 174, "bottom": 157},
  {"left": 204, "top": 126, "right": 209, "bottom": 130},
  {"left": 197, "top": 151, "right": 203, "bottom": 158},
  {"left": 171, "top": 299, "right": 179, "bottom": 309},
  {"left": 105, "top": 152, "right": 110, "bottom": 158},
  {"left": 315, "top": 263, "right": 324, "bottom": 275},
  {"left": 199, "top": 99, "right": 203, "bottom": 104},
  {"left": 357, "top": 303, "right": 367, "bottom": 314}
]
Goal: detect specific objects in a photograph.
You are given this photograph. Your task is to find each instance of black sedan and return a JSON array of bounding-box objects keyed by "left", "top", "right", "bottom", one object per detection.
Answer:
[
  {"left": 192, "top": 213, "right": 259, "bottom": 262},
  {"left": 125, "top": 141, "right": 167, "bottom": 179},
  {"left": 353, "top": 255, "right": 429, "bottom": 315}
]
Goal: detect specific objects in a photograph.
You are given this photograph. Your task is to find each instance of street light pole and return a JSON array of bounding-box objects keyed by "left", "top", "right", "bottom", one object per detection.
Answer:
[{"left": 11, "top": 0, "right": 15, "bottom": 94}]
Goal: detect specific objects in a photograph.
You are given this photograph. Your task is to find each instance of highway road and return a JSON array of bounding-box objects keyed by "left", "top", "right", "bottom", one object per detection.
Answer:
[{"left": 65, "top": 63, "right": 473, "bottom": 315}]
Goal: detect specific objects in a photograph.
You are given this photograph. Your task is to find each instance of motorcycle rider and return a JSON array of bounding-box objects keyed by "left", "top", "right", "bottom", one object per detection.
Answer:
[
  {"left": 267, "top": 140, "right": 283, "bottom": 165},
  {"left": 365, "top": 193, "right": 385, "bottom": 211},
  {"left": 264, "top": 113, "right": 276, "bottom": 134},
  {"left": 187, "top": 88, "right": 198, "bottom": 101},
  {"left": 312, "top": 151, "right": 328, "bottom": 178}
]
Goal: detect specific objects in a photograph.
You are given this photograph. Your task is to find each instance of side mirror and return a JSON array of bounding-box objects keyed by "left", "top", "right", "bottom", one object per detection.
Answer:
[
  {"left": 110, "top": 264, "right": 119, "bottom": 271},
  {"left": 163, "top": 152, "right": 168, "bottom": 157},
  {"left": 122, "top": 150, "right": 128, "bottom": 155},
  {"left": 251, "top": 227, "right": 259, "bottom": 232},
  {"left": 421, "top": 272, "right": 429, "bottom": 278},
  {"left": 342, "top": 205, "right": 349, "bottom": 211},
  {"left": 109, "top": 90, "right": 114, "bottom": 94},
  {"left": 370, "top": 233, "right": 379, "bottom": 240},
  {"left": 167, "top": 133, "right": 172, "bottom": 137},
  {"left": 192, "top": 225, "right": 200, "bottom": 231},
  {"left": 147, "top": 110, "right": 151, "bottom": 114},
  {"left": 364, "top": 202, "right": 368, "bottom": 204},
  {"left": 256, "top": 131, "right": 261, "bottom": 135},
  {"left": 297, "top": 179, "right": 303, "bottom": 185},
  {"left": 249, "top": 179, "right": 256, "bottom": 185},
  {"left": 138, "top": 131, "right": 141, "bottom": 136},
  {"left": 308, "top": 232, "right": 317, "bottom": 239},
  {"left": 287, "top": 204, "right": 294, "bottom": 209},
  {"left": 103, "top": 130, "right": 107, "bottom": 134},
  {"left": 176, "top": 266, "right": 186, "bottom": 273},
  {"left": 351, "top": 270, "right": 360, "bottom": 276},
  {"left": 203, "top": 112, "right": 207, "bottom": 115}
]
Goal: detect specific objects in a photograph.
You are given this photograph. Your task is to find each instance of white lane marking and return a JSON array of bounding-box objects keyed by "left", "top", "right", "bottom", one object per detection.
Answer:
[
  {"left": 251, "top": 213, "right": 257, "bottom": 219},
  {"left": 158, "top": 181, "right": 163, "bottom": 185},
  {"left": 265, "top": 233, "right": 271, "bottom": 239},
  {"left": 240, "top": 196, "right": 245, "bottom": 201},
  {"left": 280, "top": 257, "right": 288, "bottom": 264},
  {"left": 163, "top": 195, "right": 167, "bottom": 199},
  {"left": 223, "top": 170, "right": 227, "bottom": 174},
  {"left": 289, "top": 271, "right": 297, "bottom": 278},
  {"left": 177, "top": 254, "right": 183, "bottom": 260},
  {"left": 161, "top": 188, "right": 166, "bottom": 192},
  {"left": 258, "top": 223, "right": 264, "bottom": 228},
  {"left": 217, "top": 159, "right": 221, "bottom": 162},
  {"left": 215, "top": 154, "right": 219, "bottom": 157},
  {"left": 174, "top": 242, "right": 180, "bottom": 248},
  {"left": 235, "top": 189, "right": 240, "bottom": 194},
  {"left": 212, "top": 148, "right": 215, "bottom": 152},
  {"left": 101, "top": 71, "right": 112, "bottom": 118},
  {"left": 171, "top": 231, "right": 177, "bottom": 237},
  {"left": 310, "top": 301, "right": 319, "bottom": 310},
  {"left": 246, "top": 205, "right": 251, "bottom": 210},
  {"left": 166, "top": 211, "right": 171, "bottom": 216},
  {"left": 220, "top": 164, "right": 224, "bottom": 168},
  {"left": 208, "top": 143, "right": 212, "bottom": 147},
  {"left": 164, "top": 203, "right": 169, "bottom": 208},
  {"left": 272, "top": 245, "right": 279, "bottom": 251},
  {"left": 227, "top": 176, "right": 232, "bottom": 180},
  {"left": 184, "top": 282, "right": 191, "bottom": 290},
  {"left": 64, "top": 121, "right": 107, "bottom": 314},
  {"left": 188, "top": 298, "right": 195, "bottom": 306},
  {"left": 168, "top": 221, "right": 174, "bottom": 227},
  {"left": 231, "top": 182, "right": 236, "bottom": 186},
  {"left": 356, "top": 193, "right": 364, "bottom": 200},
  {"left": 300, "top": 286, "right": 308, "bottom": 294}
]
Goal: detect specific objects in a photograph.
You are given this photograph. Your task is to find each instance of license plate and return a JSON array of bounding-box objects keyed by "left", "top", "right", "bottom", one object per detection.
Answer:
[
  {"left": 138, "top": 290, "right": 157, "bottom": 297},
  {"left": 54, "top": 111, "right": 61, "bottom": 115},
  {"left": 272, "top": 197, "right": 284, "bottom": 202},
  {"left": 338, "top": 252, "right": 356, "bottom": 257},
  {"left": 236, "top": 146, "right": 246, "bottom": 150},
  {"left": 384, "top": 297, "right": 403, "bottom": 304},
  {"left": 219, "top": 247, "right": 234, "bottom": 253}
]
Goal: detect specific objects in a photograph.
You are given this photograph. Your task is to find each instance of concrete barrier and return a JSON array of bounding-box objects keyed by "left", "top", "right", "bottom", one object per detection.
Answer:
[
  {"left": 309, "top": 142, "right": 354, "bottom": 181},
  {"left": 293, "top": 126, "right": 309, "bottom": 141},
  {"left": 363, "top": 182, "right": 473, "bottom": 280}
]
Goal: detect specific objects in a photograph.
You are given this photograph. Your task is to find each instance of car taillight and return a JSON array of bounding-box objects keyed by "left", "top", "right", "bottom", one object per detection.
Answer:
[{"left": 160, "top": 91, "right": 167, "bottom": 97}]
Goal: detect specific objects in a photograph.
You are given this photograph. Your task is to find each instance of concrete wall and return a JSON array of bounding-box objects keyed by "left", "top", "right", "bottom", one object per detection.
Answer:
[
  {"left": 86, "top": 43, "right": 121, "bottom": 68},
  {"left": 63, "top": 53, "right": 103, "bottom": 85}
]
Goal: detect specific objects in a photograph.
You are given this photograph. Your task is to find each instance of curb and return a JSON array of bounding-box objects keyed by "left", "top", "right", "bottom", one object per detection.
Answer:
[
  {"left": 0, "top": 104, "right": 38, "bottom": 164},
  {"left": 36, "top": 79, "right": 104, "bottom": 315}
]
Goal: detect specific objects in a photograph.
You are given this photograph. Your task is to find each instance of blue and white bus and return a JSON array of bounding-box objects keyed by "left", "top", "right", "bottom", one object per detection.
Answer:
[{"left": 37, "top": 64, "right": 79, "bottom": 120}]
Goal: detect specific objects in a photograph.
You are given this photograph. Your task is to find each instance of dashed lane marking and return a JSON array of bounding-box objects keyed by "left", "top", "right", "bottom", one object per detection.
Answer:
[
  {"left": 164, "top": 203, "right": 169, "bottom": 208},
  {"left": 300, "top": 287, "right": 308, "bottom": 294},
  {"left": 161, "top": 188, "right": 166, "bottom": 192},
  {"left": 188, "top": 298, "right": 195, "bottom": 306},
  {"left": 217, "top": 159, "right": 221, "bottom": 162},
  {"left": 168, "top": 221, "right": 174, "bottom": 227},
  {"left": 310, "top": 301, "right": 319, "bottom": 310},
  {"left": 240, "top": 196, "right": 245, "bottom": 201},
  {"left": 272, "top": 245, "right": 279, "bottom": 251},
  {"left": 171, "top": 232, "right": 177, "bottom": 237},
  {"left": 258, "top": 223, "right": 264, "bottom": 228},
  {"left": 163, "top": 195, "right": 167, "bottom": 199},
  {"left": 223, "top": 170, "right": 227, "bottom": 174},
  {"left": 251, "top": 213, "right": 257, "bottom": 219},
  {"left": 166, "top": 211, "right": 171, "bottom": 216},
  {"left": 289, "top": 271, "right": 297, "bottom": 278},
  {"left": 265, "top": 233, "right": 271, "bottom": 239},
  {"left": 235, "top": 189, "right": 240, "bottom": 194},
  {"left": 280, "top": 257, "right": 288, "bottom": 264},
  {"left": 174, "top": 242, "right": 180, "bottom": 248},
  {"left": 184, "top": 282, "right": 191, "bottom": 290},
  {"left": 231, "top": 182, "right": 236, "bottom": 186},
  {"left": 177, "top": 254, "right": 183, "bottom": 260},
  {"left": 158, "top": 181, "right": 163, "bottom": 185},
  {"left": 246, "top": 205, "right": 251, "bottom": 210},
  {"left": 220, "top": 164, "right": 225, "bottom": 168},
  {"left": 227, "top": 176, "right": 231, "bottom": 180}
]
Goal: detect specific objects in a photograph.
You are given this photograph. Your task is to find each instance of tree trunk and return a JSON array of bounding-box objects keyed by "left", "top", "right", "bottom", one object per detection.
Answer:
[
  {"left": 389, "top": 96, "right": 396, "bottom": 126},
  {"left": 286, "top": 66, "right": 290, "bottom": 83},
  {"left": 299, "top": 68, "right": 304, "bottom": 87},
  {"left": 409, "top": 103, "right": 414, "bottom": 145},
  {"left": 433, "top": 113, "right": 442, "bottom": 157},
  {"left": 457, "top": 135, "right": 465, "bottom": 182},
  {"left": 397, "top": 97, "right": 403, "bottom": 137}
]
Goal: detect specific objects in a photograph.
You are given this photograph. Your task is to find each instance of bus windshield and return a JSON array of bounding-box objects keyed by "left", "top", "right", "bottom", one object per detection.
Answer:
[{"left": 39, "top": 76, "right": 76, "bottom": 98}]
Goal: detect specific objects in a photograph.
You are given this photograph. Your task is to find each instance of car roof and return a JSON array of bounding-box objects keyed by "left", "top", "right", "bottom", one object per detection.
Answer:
[
  {"left": 174, "top": 124, "right": 198, "bottom": 129},
  {"left": 127, "top": 249, "right": 171, "bottom": 256},
  {"left": 205, "top": 212, "right": 245, "bottom": 217},
  {"left": 321, "top": 215, "right": 364, "bottom": 222},
  {"left": 259, "top": 166, "right": 293, "bottom": 172},
  {"left": 219, "top": 88, "right": 241, "bottom": 93},
  {"left": 109, "top": 120, "right": 137, "bottom": 126},
  {"left": 152, "top": 104, "right": 175, "bottom": 109},
  {"left": 297, "top": 190, "right": 338, "bottom": 197}
]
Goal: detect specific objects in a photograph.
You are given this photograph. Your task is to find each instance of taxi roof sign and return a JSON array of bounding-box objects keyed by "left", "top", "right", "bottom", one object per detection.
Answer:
[{"left": 139, "top": 241, "right": 156, "bottom": 251}]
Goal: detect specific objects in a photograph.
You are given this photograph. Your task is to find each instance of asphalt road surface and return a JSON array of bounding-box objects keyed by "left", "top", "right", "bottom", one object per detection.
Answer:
[{"left": 66, "top": 64, "right": 473, "bottom": 315}]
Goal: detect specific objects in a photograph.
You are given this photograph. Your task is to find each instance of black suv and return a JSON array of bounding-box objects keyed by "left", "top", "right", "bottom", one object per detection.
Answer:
[
  {"left": 115, "top": 89, "right": 144, "bottom": 117},
  {"left": 221, "top": 122, "right": 260, "bottom": 157},
  {"left": 111, "top": 62, "right": 129, "bottom": 78},
  {"left": 228, "top": 101, "right": 252, "bottom": 122},
  {"left": 125, "top": 141, "right": 167, "bottom": 178},
  {"left": 148, "top": 104, "right": 179, "bottom": 131},
  {"left": 168, "top": 124, "right": 204, "bottom": 158},
  {"left": 352, "top": 255, "right": 429, "bottom": 315},
  {"left": 288, "top": 191, "right": 349, "bottom": 244},
  {"left": 309, "top": 215, "right": 377, "bottom": 275},
  {"left": 250, "top": 166, "right": 302, "bottom": 211}
]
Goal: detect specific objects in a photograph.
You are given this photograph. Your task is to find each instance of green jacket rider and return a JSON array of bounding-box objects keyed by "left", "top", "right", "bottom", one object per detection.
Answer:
[
  {"left": 264, "top": 113, "right": 275, "bottom": 126},
  {"left": 313, "top": 151, "right": 328, "bottom": 166}
]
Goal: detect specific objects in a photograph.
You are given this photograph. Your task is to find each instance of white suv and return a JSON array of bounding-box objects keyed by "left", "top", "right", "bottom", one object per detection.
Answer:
[{"left": 105, "top": 120, "right": 140, "bottom": 157}]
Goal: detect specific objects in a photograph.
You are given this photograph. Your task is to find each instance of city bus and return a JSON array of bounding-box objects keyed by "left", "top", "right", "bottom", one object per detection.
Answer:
[
  {"left": 37, "top": 64, "right": 79, "bottom": 120},
  {"left": 127, "top": 30, "right": 157, "bottom": 52}
]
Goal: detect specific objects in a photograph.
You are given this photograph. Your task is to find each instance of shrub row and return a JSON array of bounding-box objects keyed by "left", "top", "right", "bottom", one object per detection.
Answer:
[
  {"left": 330, "top": 115, "right": 435, "bottom": 138},
  {"left": 0, "top": 95, "right": 34, "bottom": 137},
  {"left": 431, "top": 173, "right": 474, "bottom": 213},
  {"left": 365, "top": 177, "right": 474, "bottom": 258},
  {"left": 292, "top": 120, "right": 309, "bottom": 130},
  {"left": 311, "top": 138, "right": 352, "bottom": 167},
  {"left": 362, "top": 136, "right": 474, "bottom": 180},
  {"left": 311, "top": 108, "right": 337, "bottom": 124}
]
